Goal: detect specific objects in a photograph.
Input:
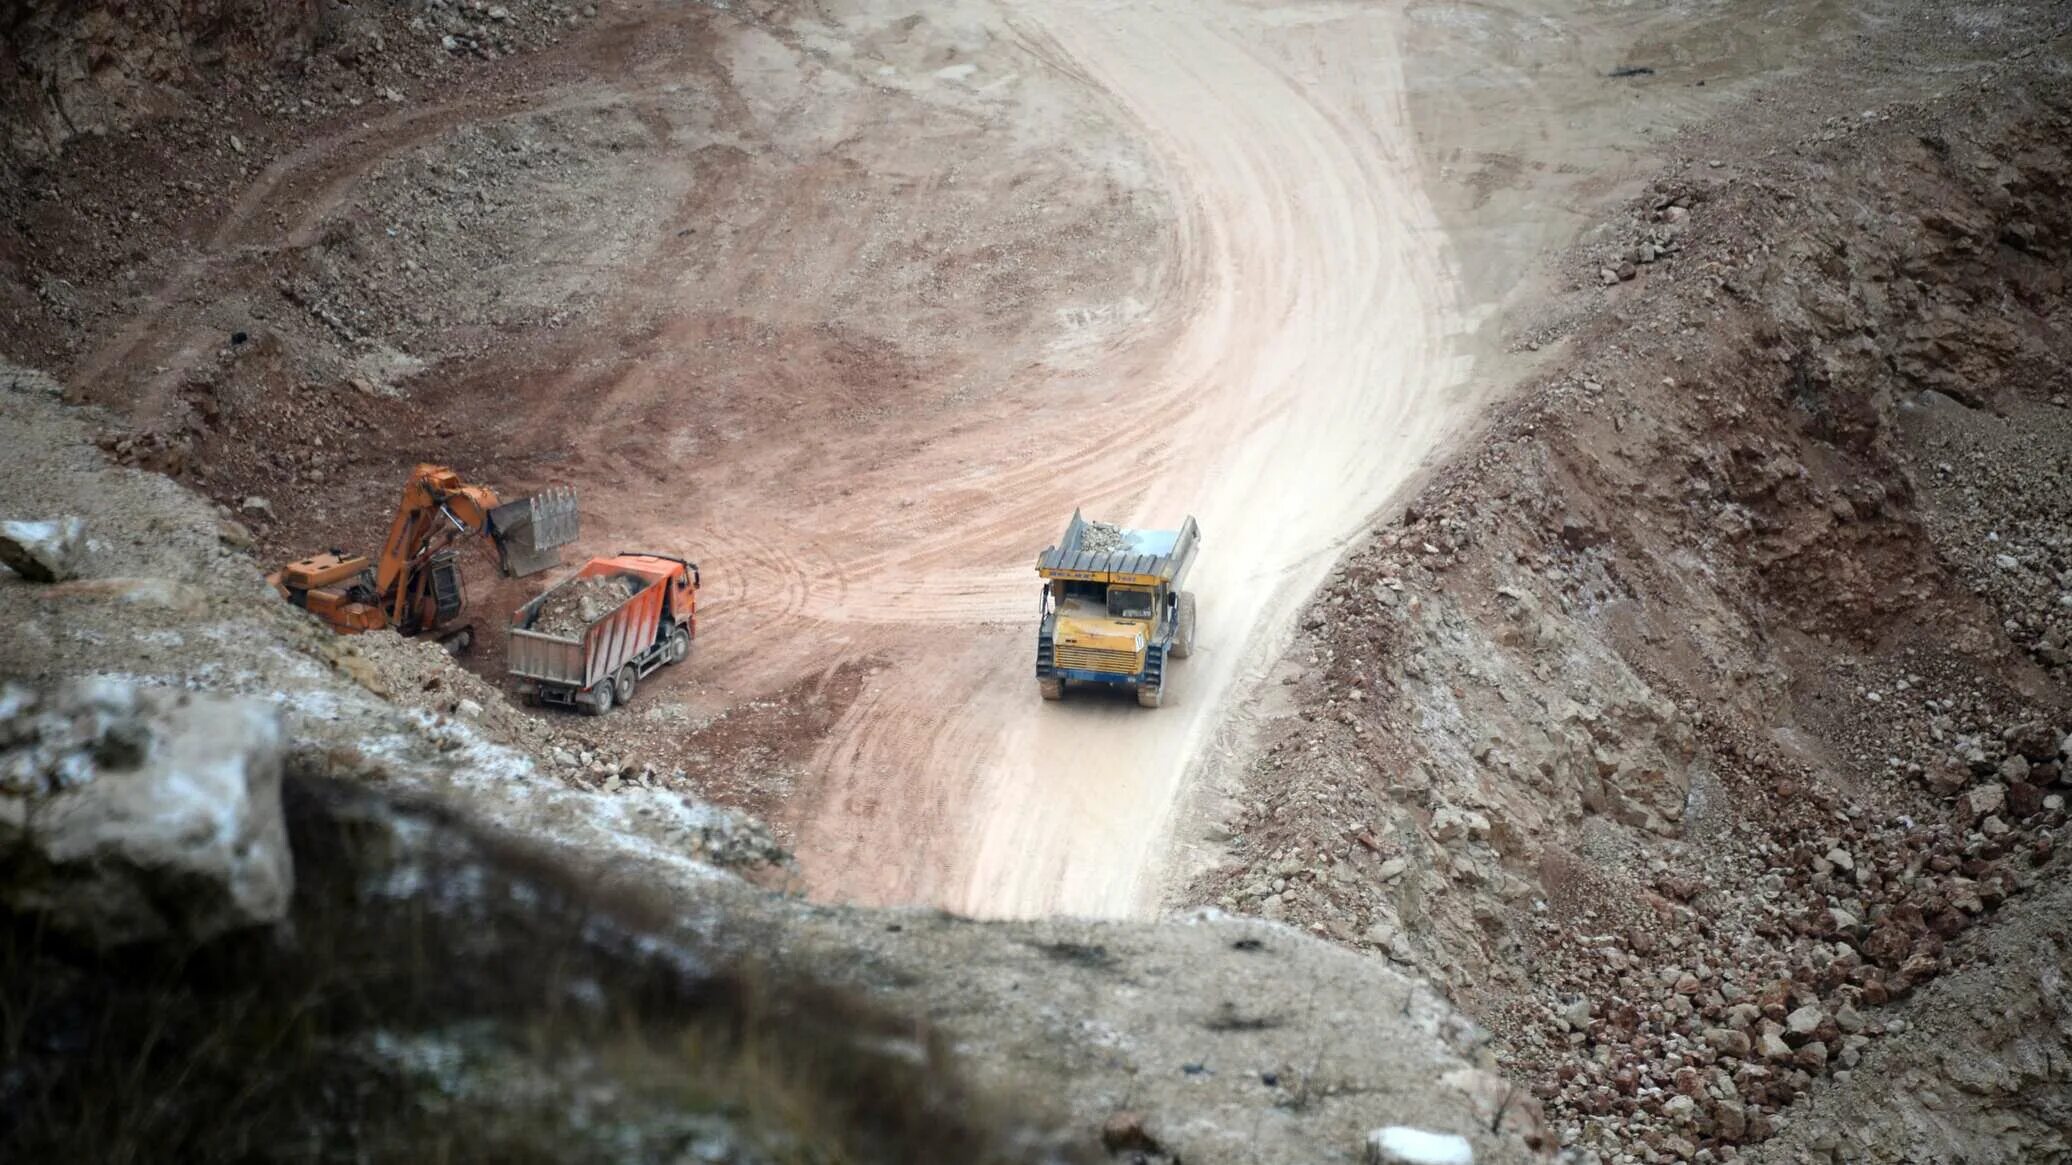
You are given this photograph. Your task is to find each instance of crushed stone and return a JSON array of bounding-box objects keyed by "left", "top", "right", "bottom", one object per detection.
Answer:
[
  {"left": 532, "top": 576, "right": 635, "bottom": 639},
  {"left": 1079, "top": 519, "right": 1128, "bottom": 556}
]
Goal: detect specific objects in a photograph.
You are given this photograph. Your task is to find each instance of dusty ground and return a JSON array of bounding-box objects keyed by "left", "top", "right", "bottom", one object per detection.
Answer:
[
  {"left": 0, "top": 0, "right": 1940, "bottom": 926},
  {"left": 6, "top": 0, "right": 2072, "bottom": 1162},
  {"left": 0, "top": 368, "right": 1544, "bottom": 1163}
]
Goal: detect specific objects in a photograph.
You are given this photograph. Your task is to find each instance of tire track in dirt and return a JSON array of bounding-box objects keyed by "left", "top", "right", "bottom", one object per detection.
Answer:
[
  {"left": 755, "top": 0, "right": 1485, "bottom": 920},
  {"left": 926, "top": 0, "right": 1482, "bottom": 918},
  {"left": 76, "top": 89, "right": 538, "bottom": 385},
  {"left": 65, "top": 0, "right": 1482, "bottom": 922}
]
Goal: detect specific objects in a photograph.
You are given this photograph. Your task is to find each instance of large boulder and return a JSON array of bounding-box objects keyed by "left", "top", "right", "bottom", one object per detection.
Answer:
[{"left": 0, "top": 678, "right": 292, "bottom": 947}]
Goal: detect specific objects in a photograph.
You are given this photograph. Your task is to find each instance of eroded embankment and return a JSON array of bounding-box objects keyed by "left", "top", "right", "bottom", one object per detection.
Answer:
[{"left": 1189, "top": 37, "right": 2072, "bottom": 1165}]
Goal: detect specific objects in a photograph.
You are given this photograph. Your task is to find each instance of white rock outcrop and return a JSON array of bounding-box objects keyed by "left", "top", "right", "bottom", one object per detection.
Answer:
[
  {"left": 0, "top": 516, "right": 84, "bottom": 582},
  {"left": 0, "top": 678, "right": 292, "bottom": 947}
]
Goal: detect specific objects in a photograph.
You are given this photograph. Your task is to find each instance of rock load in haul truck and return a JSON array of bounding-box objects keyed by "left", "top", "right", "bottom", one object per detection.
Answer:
[
  {"left": 509, "top": 553, "right": 698, "bottom": 715},
  {"left": 1034, "top": 510, "right": 1200, "bottom": 707}
]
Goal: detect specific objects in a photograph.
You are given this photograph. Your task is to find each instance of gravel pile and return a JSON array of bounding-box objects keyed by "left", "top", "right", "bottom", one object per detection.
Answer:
[
  {"left": 1518, "top": 724, "right": 2068, "bottom": 1160},
  {"left": 532, "top": 576, "right": 634, "bottom": 638}
]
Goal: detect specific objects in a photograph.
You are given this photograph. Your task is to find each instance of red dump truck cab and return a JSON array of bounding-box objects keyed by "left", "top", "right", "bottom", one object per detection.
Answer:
[{"left": 509, "top": 552, "right": 698, "bottom": 715}]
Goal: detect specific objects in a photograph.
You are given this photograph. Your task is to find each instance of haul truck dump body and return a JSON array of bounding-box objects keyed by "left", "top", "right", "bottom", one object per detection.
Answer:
[
  {"left": 510, "top": 553, "right": 697, "bottom": 715},
  {"left": 1034, "top": 510, "right": 1199, "bottom": 707}
]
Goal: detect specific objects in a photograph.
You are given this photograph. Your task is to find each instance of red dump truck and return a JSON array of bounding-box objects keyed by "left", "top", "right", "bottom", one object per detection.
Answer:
[{"left": 509, "top": 552, "right": 698, "bottom": 715}]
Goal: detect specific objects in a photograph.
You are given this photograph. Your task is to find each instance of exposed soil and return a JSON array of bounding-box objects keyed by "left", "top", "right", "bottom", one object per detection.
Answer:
[
  {"left": 5, "top": 0, "right": 2072, "bottom": 1161},
  {"left": 0, "top": 0, "right": 1935, "bottom": 925},
  {"left": 8, "top": 0, "right": 1464, "bottom": 917},
  {"left": 1178, "top": 12, "right": 2072, "bottom": 1162},
  {"left": 0, "top": 373, "right": 1546, "bottom": 1165}
]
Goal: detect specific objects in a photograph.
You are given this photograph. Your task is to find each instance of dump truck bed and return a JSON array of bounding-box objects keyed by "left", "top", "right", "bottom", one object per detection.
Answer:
[
  {"left": 508, "top": 557, "right": 675, "bottom": 691},
  {"left": 1036, "top": 509, "right": 1199, "bottom": 587}
]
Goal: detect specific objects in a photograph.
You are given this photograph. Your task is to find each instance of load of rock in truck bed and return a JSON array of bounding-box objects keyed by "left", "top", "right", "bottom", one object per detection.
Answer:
[
  {"left": 1077, "top": 519, "right": 1129, "bottom": 556},
  {"left": 531, "top": 576, "right": 637, "bottom": 638}
]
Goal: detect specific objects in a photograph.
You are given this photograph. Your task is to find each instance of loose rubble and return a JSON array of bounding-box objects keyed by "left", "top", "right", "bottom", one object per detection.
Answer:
[
  {"left": 333, "top": 629, "right": 788, "bottom": 870},
  {"left": 530, "top": 574, "right": 636, "bottom": 638},
  {"left": 1192, "top": 39, "right": 2072, "bottom": 1165}
]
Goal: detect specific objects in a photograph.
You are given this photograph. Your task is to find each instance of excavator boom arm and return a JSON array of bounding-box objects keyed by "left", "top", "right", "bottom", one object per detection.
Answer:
[{"left": 373, "top": 465, "right": 502, "bottom": 627}]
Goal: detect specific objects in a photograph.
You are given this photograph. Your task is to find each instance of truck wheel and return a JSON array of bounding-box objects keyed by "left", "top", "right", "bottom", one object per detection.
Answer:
[
  {"left": 585, "top": 679, "right": 615, "bottom": 717},
  {"left": 1038, "top": 676, "right": 1064, "bottom": 701},
  {"left": 616, "top": 664, "right": 638, "bottom": 707},
  {"left": 1172, "top": 592, "right": 1198, "bottom": 659},
  {"left": 668, "top": 626, "right": 690, "bottom": 665},
  {"left": 1137, "top": 676, "right": 1164, "bottom": 708}
]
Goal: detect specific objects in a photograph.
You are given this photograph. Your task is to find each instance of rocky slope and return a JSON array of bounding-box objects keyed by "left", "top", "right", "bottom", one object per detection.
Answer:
[
  {"left": 0, "top": 1, "right": 592, "bottom": 158},
  {"left": 1757, "top": 867, "right": 2071, "bottom": 1164},
  {"left": 1189, "top": 23, "right": 2072, "bottom": 1165},
  {"left": 1, "top": 0, "right": 320, "bottom": 155}
]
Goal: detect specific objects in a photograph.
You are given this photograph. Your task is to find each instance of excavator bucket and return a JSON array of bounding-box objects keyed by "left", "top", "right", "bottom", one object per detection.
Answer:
[{"left": 488, "top": 486, "right": 580, "bottom": 577}]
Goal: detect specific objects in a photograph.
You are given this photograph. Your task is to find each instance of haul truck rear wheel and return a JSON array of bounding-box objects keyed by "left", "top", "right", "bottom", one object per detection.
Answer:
[
  {"left": 1137, "top": 675, "right": 1164, "bottom": 708},
  {"left": 616, "top": 664, "right": 638, "bottom": 707},
  {"left": 585, "top": 678, "right": 615, "bottom": 717},
  {"left": 1172, "top": 591, "right": 1198, "bottom": 659},
  {"left": 1038, "top": 676, "right": 1063, "bottom": 701}
]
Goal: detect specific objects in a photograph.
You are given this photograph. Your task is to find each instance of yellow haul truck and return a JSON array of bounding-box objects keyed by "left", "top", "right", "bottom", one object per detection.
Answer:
[{"left": 1033, "top": 510, "right": 1200, "bottom": 707}]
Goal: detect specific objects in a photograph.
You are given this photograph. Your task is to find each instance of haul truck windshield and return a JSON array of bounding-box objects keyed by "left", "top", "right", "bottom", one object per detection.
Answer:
[{"left": 1107, "top": 588, "right": 1155, "bottom": 618}]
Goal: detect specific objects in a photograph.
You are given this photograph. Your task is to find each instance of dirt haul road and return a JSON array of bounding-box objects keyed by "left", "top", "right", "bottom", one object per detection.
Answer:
[
  {"left": 778, "top": 0, "right": 1477, "bottom": 919},
  {"left": 35, "top": 0, "right": 1485, "bottom": 921}
]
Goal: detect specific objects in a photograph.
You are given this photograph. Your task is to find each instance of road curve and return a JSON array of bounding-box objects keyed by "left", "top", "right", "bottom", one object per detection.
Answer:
[
  {"left": 941, "top": 0, "right": 1475, "bottom": 917},
  {"left": 560, "top": 0, "right": 1483, "bottom": 919}
]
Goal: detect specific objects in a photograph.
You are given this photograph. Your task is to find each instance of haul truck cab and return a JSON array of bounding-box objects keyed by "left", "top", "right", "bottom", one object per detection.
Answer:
[{"left": 1033, "top": 510, "right": 1200, "bottom": 707}]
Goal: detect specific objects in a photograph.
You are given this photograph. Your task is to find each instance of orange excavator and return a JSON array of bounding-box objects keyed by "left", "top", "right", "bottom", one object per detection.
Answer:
[{"left": 269, "top": 464, "right": 579, "bottom": 651}]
